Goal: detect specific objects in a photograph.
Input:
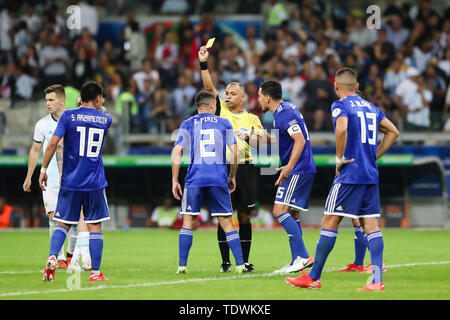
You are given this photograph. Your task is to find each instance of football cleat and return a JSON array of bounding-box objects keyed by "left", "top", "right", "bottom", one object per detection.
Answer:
[
  {"left": 285, "top": 274, "right": 321, "bottom": 289},
  {"left": 339, "top": 263, "right": 365, "bottom": 272},
  {"left": 82, "top": 263, "right": 92, "bottom": 271},
  {"left": 273, "top": 255, "right": 313, "bottom": 274},
  {"left": 358, "top": 281, "right": 385, "bottom": 291},
  {"left": 42, "top": 256, "right": 57, "bottom": 281},
  {"left": 67, "top": 261, "right": 82, "bottom": 273},
  {"left": 362, "top": 263, "right": 387, "bottom": 273},
  {"left": 235, "top": 265, "right": 248, "bottom": 274},
  {"left": 244, "top": 263, "right": 255, "bottom": 272},
  {"left": 220, "top": 262, "right": 231, "bottom": 273},
  {"left": 176, "top": 266, "right": 187, "bottom": 274},
  {"left": 56, "top": 259, "right": 68, "bottom": 269},
  {"left": 89, "top": 272, "right": 109, "bottom": 281}
]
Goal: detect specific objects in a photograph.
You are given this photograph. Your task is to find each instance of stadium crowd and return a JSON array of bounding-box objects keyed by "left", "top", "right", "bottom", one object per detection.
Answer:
[{"left": 1, "top": 0, "right": 450, "bottom": 135}]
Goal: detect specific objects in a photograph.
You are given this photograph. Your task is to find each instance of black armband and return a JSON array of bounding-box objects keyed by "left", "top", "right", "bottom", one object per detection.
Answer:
[{"left": 200, "top": 61, "right": 208, "bottom": 70}]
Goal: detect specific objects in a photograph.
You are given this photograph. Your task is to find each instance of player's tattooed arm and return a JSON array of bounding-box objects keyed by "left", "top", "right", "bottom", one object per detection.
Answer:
[{"left": 56, "top": 139, "right": 64, "bottom": 174}]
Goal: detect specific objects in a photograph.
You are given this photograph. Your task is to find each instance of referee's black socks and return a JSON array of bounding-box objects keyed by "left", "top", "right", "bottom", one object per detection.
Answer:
[{"left": 239, "top": 222, "right": 252, "bottom": 264}]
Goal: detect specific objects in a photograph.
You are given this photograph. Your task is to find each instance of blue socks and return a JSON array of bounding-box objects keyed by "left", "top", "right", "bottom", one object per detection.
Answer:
[
  {"left": 89, "top": 232, "right": 104, "bottom": 272},
  {"left": 179, "top": 228, "right": 244, "bottom": 267},
  {"left": 49, "top": 226, "right": 68, "bottom": 257},
  {"left": 353, "top": 225, "right": 368, "bottom": 266},
  {"left": 277, "top": 213, "right": 308, "bottom": 262},
  {"left": 226, "top": 230, "right": 244, "bottom": 266},
  {"left": 309, "top": 229, "right": 338, "bottom": 281},
  {"left": 367, "top": 231, "right": 384, "bottom": 283},
  {"left": 179, "top": 228, "right": 193, "bottom": 267}
]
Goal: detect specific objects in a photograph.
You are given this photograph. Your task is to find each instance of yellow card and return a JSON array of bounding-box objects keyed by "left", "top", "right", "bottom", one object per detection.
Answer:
[{"left": 205, "top": 37, "right": 215, "bottom": 48}]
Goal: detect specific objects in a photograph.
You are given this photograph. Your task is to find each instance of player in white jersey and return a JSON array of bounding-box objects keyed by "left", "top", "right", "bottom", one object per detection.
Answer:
[{"left": 23, "top": 85, "right": 89, "bottom": 270}]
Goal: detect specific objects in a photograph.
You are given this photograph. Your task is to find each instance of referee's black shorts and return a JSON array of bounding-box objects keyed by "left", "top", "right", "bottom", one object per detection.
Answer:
[{"left": 228, "top": 162, "right": 258, "bottom": 213}]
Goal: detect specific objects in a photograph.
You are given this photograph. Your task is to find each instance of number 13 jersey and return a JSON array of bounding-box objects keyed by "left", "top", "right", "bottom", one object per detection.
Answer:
[
  {"left": 331, "top": 94, "right": 386, "bottom": 185},
  {"left": 53, "top": 107, "right": 112, "bottom": 191}
]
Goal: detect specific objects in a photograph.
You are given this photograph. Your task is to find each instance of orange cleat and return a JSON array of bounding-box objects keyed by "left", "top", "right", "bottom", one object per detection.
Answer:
[
  {"left": 339, "top": 263, "right": 365, "bottom": 272},
  {"left": 89, "top": 272, "right": 109, "bottom": 281},
  {"left": 56, "top": 259, "right": 68, "bottom": 269},
  {"left": 362, "top": 263, "right": 387, "bottom": 273},
  {"left": 358, "top": 281, "right": 385, "bottom": 291},
  {"left": 285, "top": 274, "right": 321, "bottom": 289}
]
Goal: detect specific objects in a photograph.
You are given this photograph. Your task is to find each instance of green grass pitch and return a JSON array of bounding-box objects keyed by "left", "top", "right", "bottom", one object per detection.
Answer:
[{"left": 1, "top": 228, "right": 449, "bottom": 300}]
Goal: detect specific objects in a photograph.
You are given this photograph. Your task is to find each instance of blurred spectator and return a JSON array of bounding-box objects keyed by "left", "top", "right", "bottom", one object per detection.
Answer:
[
  {"left": 410, "top": 35, "right": 435, "bottom": 73},
  {"left": 151, "top": 87, "right": 170, "bottom": 133},
  {"left": 280, "top": 63, "right": 306, "bottom": 108},
  {"left": 438, "top": 47, "right": 450, "bottom": 79},
  {"left": 303, "top": 64, "right": 335, "bottom": 131},
  {"left": 0, "top": 4, "right": 16, "bottom": 63},
  {"left": 0, "top": 60, "right": 17, "bottom": 107},
  {"left": 39, "top": 33, "right": 70, "bottom": 89},
  {"left": 72, "top": 46, "right": 94, "bottom": 90},
  {"left": 102, "top": 39, "right": 120, "bottom": 65},
  {"left": 0, "top": 196, "right": 16, "bottom": 229},
  {"left": 348, "top": 18, "right": 378, "bottom": 49},
  {"left": 423, "top": 62, "right": 447, "bottom": 130},
  {"left": 149, "top": 195, "right": 180, "bottom": 228},
  {"left": 132, "top": 58, "right": 160, "bottom": 95},
  {"left": 245, "top": 81, "right": 261, "bottom": 119},
  {"left": 239, "top": 25, "right": 266, "bottom": 54},
  {"left": 124, "top": 21, "right": 146, "bottom": 72},
  {"left": 116, "top": 82, "right": 138, "bottom": 132},
  {"left": 383, "top": 56, "right": 408, "bottom": 99},
  {"left": 135, "top": 77, "right": 153, "bottom": 133},
  {"left": 94, "top": 53, "right": 116, "bottom": 91},
  {"left": 384, "top": 14, "right": 410, "bottom": 50},
  {"left": 155, "top": 31, "right": 179, "bottom": 89},
  {"left": 372, "top": 28, "right": 396, "bottom": 70},
  {"left": 168, "top": 74, "right": 196, "bottom": 129},
  {"left": 20, "top": 2, "right": 41, "bottom": 34},
  {"left": 13, "top": 21, "right": 34, "bottom": 59},
  {"left": 265, "top": 0, "right": 289, "bottom": 31},
  {"left": 394, "top": 67, "right": 432, "bottom": 131},
  {"left": 74, "top": 28, "right": 98, "bottom": 67}
]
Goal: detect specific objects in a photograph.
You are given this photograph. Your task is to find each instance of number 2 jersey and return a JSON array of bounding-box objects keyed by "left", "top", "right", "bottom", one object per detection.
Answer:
[
  {"left": 331, "top": 94, "right": 386, "bottom": 185},
  {"left": 175, "top": 112, "right": 236, "bottom": 188},
  {"left": 273, "top": 101, "right": 316, "bottom": 175},
  {"left": 53, "top": 106, "right": 112, "bottom": 191}
]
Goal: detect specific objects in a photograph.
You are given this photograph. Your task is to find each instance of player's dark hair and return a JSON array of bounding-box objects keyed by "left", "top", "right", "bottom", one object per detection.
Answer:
[
  {"left": 260, "top": 80, "right": 282, "bottom": 100},
  {"left": 80, "top": 81, "right": 103, "bottom": 103},
  {"left": 195, "top": 90, "right": 216, "bottom": 109},
  {"left": 44, "top": 84, "right": 65, "bottom": 99}
]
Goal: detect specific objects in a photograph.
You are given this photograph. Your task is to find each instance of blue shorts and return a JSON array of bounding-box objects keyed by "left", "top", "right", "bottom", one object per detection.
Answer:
[
  {"left": 53, "top": 188, "right": 110, "bottom": 224},
  {"left": 274, "top": 173, "right": 315, "bottom": 211},
  {"left": 324, "top": 183, "right": 380, "bottom": 219},
  {"left": 181, "top": 186, "right": 233, "bottom": 216}
]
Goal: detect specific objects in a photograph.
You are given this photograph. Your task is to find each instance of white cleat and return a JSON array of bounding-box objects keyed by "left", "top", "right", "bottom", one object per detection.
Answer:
[
  {"left": 67, "top": 261, "right": 82, "bottom": 273},
  {"left": 273, "top": 256, "right": 312, "bottom": 274}
]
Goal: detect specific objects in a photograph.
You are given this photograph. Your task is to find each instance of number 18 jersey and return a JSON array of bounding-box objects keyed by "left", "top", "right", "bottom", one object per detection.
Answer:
[
  {"left": 53, "top": 107, "right": 112, "bottom": 191},
  {"left": 331, "top": 94, "right": 386, "bottom": 185}
]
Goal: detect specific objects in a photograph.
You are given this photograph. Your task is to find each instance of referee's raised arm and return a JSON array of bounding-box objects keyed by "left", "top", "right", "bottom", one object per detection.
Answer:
[{"left": 198, "top": 46, "right": 218, "bottom": 98}]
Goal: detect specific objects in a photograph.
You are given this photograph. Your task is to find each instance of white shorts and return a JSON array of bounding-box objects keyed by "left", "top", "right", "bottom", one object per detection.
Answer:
[{"left": 42, "top": 184, "right": 60, "bottom": 214}]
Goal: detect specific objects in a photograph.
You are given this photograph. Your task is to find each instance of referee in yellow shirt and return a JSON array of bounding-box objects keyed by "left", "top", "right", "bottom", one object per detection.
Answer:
[{"left": 198, "top": 46, "right": 264, "bottom": 272}]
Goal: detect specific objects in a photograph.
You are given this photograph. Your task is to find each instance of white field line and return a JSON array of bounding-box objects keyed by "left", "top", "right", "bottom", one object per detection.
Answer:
[{"left": 1, "top": 261, "right": 449, "bottom": 297}]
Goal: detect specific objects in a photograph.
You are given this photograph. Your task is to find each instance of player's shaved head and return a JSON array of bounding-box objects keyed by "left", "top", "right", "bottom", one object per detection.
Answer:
[
  {"left": 195, "top": 90, "right": 216, "bottom": 109},
  {"left": 335, "top": 67, "right": 358, "bottom": 91}
]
